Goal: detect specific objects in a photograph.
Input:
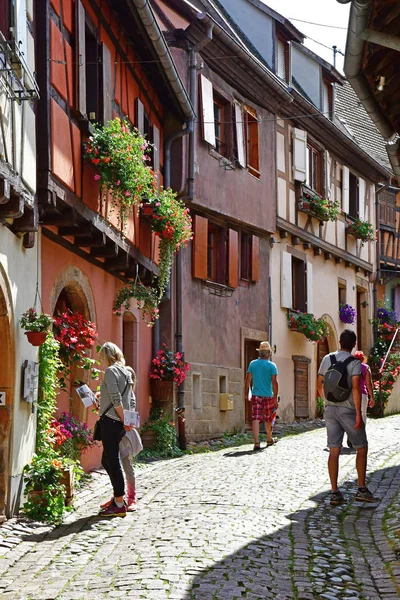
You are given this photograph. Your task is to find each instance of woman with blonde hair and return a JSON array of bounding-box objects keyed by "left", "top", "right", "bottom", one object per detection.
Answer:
[{"left": 97, "top": 342, "right": 133, "bottom": 517}]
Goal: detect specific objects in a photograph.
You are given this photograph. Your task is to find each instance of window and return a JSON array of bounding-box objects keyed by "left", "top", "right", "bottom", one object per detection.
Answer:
[
  {"left": 213, "top": 93, "right": 228, "bottom": 157},
  {"left": 349, "top": 172, "right": 359, "bottom": 219},
  {"left": 322, "top": 81, "right": 333, "bottom": 119},
  {"left": 306, "top": 144, "right": 322, "bottom": 194},
  {"left": 192, "top": 374, "right": 202, "bottom": 410},
  {"left": 292, "top": 257, "right": 306, "bottom": 312},
  {"left": 244, "top": 107, "right": 260, "bottom": 178},
  {"left": 85, "top": 24, "right": 99, "bottom": 121},
  {"left": 192, "top": 215, "right": 259, "bottom": 287},
  {"left": 378, "top": 188, "right": 396, "bottom": 229},
  {"left": 338, "top": 281, "right": 346, "bottom": 306},
  {"left": 240, "top": 232, "right": 252, "bottom": 281}
]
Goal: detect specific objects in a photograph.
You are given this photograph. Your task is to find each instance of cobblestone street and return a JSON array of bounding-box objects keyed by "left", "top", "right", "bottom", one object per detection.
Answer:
[{"left": 1, "top": 416, "right": 400, "bottom": 600}]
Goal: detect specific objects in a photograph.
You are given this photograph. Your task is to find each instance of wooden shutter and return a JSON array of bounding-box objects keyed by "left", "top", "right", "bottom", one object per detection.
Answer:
[
  {"left": 15, "top": 0, "right": 27, "bottom": 59},
  {"left": 228, "top": 229, "right": 239, "bottom": 288},
  {"left": 277, "top": 39, "right": 286, "bottom": 80},
  {"left": 293, "top": 356, "right": 310, "bottom": 418},
  {"left": 135, "top": 98, "right": 144, "bottom": 134},
  {"left": 153, "top": 125, "right": 160, "bottom": 183},
  {"left": 199, "top": 74, "right": 216, "bottom": 147},
  {"left": 342, "top": 166, "right": 349, "bottom": 214},
  {"left": 358, "top": 177, "right": 365, "bottom": 220},
  {"left": 306, "top": 261, "right": 313, "bottom": 314},
  {"left": 293, "top": 128, "right": 307, "bottom": 182},
  {"left": 248, "top": 114, "right": 259, "bottom": 173},
  {"left": 235, "top": 103, "right": 246, "bottom": 167},
  {"left": 281, "top": 250, "right": 292, "bottom": 308},
  {"left": 322, "top": 83, "right": 330, "bottom": 115},
  {"left": 193, "top": 215, "right": 208, "bottom": 280},
  {"left": 75, "top": 0, "right": 86, "bottom": 116},
  {"left": 325, "top": 150, "right": 331, "bottom": 199},
  {"left": 251, "top": 235, "right": 259, "bottom": 282},
  {"left": 101, "top": 43, "right": 113, "bottom": 125}
]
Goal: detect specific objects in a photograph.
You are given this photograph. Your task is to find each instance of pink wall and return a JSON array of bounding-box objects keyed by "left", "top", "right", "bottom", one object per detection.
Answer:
[{"left": 41, "top": 235, "right": 152, "bottom": 471}]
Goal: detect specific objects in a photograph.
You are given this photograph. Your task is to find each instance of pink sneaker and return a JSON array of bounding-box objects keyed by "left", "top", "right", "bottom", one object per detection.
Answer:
[{"left": 126, "top": 486, "right": 137, "bottom": 512}]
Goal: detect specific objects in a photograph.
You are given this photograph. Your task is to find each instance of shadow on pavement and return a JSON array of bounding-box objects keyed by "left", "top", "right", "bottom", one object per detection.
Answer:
[{"left": 182, "top": 464, "right": 398, "bottom": 600}]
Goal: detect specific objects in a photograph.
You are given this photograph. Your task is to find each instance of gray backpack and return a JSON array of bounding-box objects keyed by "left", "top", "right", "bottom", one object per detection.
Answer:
[{"left": 323, "top": 354, "right": 358, "bottom": 403}]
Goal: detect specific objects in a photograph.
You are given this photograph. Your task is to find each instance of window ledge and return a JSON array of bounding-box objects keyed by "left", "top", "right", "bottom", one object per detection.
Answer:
[
  {"left": 78, "top": 118, "right": 96, "bottom": 137},
  {"left": 208, "top": 148, "right": 237, "bottom": 170},
  {"left": 203, "top": 280, "right": 235, "bottom": 297}
]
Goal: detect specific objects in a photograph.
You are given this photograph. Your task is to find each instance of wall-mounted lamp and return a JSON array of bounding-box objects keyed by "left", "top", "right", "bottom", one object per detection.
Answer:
[
  {"left": 269, "top": 236, "right": 276, "bottom": 248},
  {"left": 360, "top": 300, "right": 369, "bottom": 308}
]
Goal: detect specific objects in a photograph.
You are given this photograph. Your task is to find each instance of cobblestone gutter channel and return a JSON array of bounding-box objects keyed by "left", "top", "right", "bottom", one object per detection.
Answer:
[{"left": 0, "top": 417, "right": 400, "bottom": 599}]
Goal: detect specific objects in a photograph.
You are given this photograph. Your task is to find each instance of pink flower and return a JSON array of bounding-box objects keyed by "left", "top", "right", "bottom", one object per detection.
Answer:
[
  {"left": 124, "top": 191, "right": 131, "bottom": 197},
  {"left": 94, "top": 174, "right": 101, "bottom": 181},
  {"left": 116, "top": 180, "right": 121, "bottom": 186}
]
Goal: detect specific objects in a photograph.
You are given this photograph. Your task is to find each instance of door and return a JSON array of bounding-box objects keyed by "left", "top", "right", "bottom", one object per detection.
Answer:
[
  {"left": 293, "top": 355, "right": 310, "bottom": 418},
  {"left": 244, "top": 340, "right": 259, "bottom": 424}
]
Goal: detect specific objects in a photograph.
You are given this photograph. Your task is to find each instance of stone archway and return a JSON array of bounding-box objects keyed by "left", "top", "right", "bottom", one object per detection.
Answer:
[
  {"left": 50, "top": 267, "right": 97, "bottom": 421},
  {"left": 0, "top": 265, "right": 15, "bottom": 522}
]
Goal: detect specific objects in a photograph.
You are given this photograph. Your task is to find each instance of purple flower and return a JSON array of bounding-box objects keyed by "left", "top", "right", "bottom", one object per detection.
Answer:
[{"left": 339, "top": 304, "right": 356, "bottom": 325}]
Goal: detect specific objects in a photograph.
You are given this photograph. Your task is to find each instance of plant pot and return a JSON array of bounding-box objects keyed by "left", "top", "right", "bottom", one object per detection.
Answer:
[
  {"left": 60, "top": 466, "right": 75, "bottom": 506},
  {"left": 141, "top": 429, "right": 156, "bottom": 449},
  {"left": 151, "top": 379, "right": 174, "bottom": 403},
  {"left": 381, "top": 333, "right": 394, "bottom": 341},
  {"left": 27, "top": 489, "right": 48, "bottom": 507},
  {"left": 288, "top": 320, "right": 299, "bottom": 332},
  {"left": 25, "top": 331, "right": 48, "bottom": 346}
]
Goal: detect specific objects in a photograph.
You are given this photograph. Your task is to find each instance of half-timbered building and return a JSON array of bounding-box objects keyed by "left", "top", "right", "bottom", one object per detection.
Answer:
[
  {"left": 0, "top": 0, "right": 39, "bottom": 520},
  {"left": 35, "top": 0, "right": 193, "bottom": 470}
]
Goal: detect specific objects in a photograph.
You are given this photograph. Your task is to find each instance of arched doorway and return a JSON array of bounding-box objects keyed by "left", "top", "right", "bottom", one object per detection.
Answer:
[
  {"left": 0, "top": 270, "right": 15, "bottom": 521},
  {"left": 53, "top": 282, "right": 93, "bottom": 421}
]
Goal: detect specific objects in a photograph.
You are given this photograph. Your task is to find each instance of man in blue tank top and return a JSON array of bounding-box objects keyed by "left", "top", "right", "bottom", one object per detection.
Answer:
[{"left": 245, "top": 341, "right": 279, "bottom": 451}]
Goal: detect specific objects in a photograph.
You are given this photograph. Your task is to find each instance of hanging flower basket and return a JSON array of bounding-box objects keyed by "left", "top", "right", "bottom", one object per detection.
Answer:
[
  {"left": 25, "top": 331, "right": 49, "bottom": 346},
  {"left": 141, "top": 203, "right": 154, "bottom": 217},
  {"left": 298, "top": 186, "right": 339, "bottom": 222},
  {"left": 151, "top": 379, "right": 174, "bottom": 403}
]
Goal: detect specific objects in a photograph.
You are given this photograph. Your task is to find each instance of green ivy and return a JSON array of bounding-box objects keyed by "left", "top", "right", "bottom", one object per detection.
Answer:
[{"left": 36, "top": 333, "right": 62, "bottom": 454}]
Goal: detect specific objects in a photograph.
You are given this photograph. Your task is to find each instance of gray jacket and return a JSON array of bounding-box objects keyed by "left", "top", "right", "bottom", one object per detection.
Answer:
[{"left": 100, "top": 364, "right": 135, "bottom": 420}]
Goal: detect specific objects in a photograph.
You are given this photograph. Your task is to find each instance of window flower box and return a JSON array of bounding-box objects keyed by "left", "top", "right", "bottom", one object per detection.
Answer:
[
  {"left": 287, "top": 310, "right": 328, "bottom": 342},
  {"left": 297, "top": 184, "right": 339, "bottom": 222},
  {"left": 346, "top": 218, "right": 375, "bottom": 244}
]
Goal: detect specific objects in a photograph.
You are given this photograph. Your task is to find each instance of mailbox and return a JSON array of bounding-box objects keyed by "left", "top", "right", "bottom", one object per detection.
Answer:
[{"left": 219, "top": 393, "right": 233, "bottom": 411}]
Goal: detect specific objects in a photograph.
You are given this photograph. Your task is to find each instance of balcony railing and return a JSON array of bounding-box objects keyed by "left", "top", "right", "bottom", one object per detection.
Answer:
[{"left": 0, "top": 37, "right": 39, "bottom": 102}]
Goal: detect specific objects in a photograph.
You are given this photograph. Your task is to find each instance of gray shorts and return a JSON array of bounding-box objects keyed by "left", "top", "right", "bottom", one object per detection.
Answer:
[{"left": 324, "top": 405, "right": 368, "bottom": 449}]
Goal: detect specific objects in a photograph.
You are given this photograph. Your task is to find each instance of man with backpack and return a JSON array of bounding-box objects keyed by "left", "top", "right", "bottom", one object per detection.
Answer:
[{"left": 317, "top": 329, "right": 377, "bottom": 505}]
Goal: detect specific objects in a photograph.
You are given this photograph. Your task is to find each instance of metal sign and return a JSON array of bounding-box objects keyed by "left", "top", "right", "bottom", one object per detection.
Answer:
[
  {"left": 0, "top": 392, "right": 5, "bottom": 406},
  {"left": 23, "top": 360, "right": 39, "bottom": 403}
]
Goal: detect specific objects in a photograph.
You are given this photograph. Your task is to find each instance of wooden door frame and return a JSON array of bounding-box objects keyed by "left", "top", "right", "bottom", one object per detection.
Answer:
[{"left": 241, "top": 327, "right": 270, "bottom": 426}]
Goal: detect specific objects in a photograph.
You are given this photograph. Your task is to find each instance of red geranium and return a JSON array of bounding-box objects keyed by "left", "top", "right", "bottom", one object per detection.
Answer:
[{"left": 149, "top": 343, "right": 190, "bottom": 386}]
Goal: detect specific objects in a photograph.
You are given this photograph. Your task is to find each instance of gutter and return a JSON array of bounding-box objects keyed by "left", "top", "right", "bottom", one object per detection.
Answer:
[
  {"left": 129, "top": 0, "right": 194, "bottom": 121},
  {"left": 340, "top": 0, "right": 400, "bottom": 179},
  {"left": 196, "top": 12, "right": 293, "bottom": 106}
]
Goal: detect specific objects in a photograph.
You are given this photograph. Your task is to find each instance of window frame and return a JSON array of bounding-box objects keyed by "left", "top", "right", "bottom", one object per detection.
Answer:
[
  {"left": 240, "top": 232, "right": 252, "bottom": 282},
  {"left": 292, "top": 256, "right": 307, "bottom": 313},
  {"left": 348, "top": 171, "right": 359, "bottom": 219},
  {"left": 306, "top": 142, "right": 322, "bottom": 195}
]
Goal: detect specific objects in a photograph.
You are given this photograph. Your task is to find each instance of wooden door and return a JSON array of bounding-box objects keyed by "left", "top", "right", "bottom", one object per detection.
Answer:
[
  {"left": 244, "top": 340, "right": 260, "bottom": 424},
  {"left": 317, "top": 337, "right": 329, "bottom": 370},
  {"left": 293, "top": 355, "right": 310, "bottom": 418}
]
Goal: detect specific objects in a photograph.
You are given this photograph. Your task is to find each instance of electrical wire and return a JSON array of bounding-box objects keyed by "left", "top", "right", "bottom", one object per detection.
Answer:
[{"left": 287, "top": 17, "right": 347, "bottom": 31}]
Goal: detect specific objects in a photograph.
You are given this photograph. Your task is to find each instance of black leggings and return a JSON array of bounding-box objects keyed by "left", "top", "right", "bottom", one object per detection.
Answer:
[{"left": 101, "top": 416, "right": 125, "bottom": 497}]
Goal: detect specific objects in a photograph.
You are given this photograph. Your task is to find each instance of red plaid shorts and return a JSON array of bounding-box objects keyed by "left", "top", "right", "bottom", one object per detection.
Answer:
[{"left": 251, "top": 396, "right": 276, "bottom": 423}]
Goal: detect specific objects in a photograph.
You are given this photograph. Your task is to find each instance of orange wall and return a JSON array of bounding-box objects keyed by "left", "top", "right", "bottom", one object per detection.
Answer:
[
  {"left": 50, "top": 0, "right": 164, "bottom": 257},
  {"left": 41, "top": 235, "right": 153, "bottom": 471}
]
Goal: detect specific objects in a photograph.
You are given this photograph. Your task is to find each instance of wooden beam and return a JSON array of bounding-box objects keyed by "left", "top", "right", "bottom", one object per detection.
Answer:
[
  {"left": 0, "top": 179, "right": 10, "bottom": 205},
  {"left": 0, "top": 196, "right": 24, "bottom": 219},
  {"left": 23, "top": 232, "right": 36, "bottom": 249},
  {"left": 292, "top": 236, "right": 301, "bottom": 246},
  {"left": 40, "top": 207, "right": 78, "bottom": 226},
  {"left": 74, "top": 233, "right": 107, "bottom": 248},
  {"left": 58, "top": 225, "right": 92, "bottom": 237},
  {"left": 279, "top": 229, "right": 288, "bottom": 239},
  {"left": 105, "top": 255, "right": 130, "bottom": 272},
  {"left": 303, "top": 242, "right": 311, "bottom": 250},
  {"left": 324, "top": 252, "right": 332, "bottom": 261},
  {"left": 12, "top": 205, "right": 38, "bottom": 233},
  {"left": 91, "top": 244, "right": 119, "bottom": 258},
  {"left": 314, "top": 247, "right": 322, "bottom": 256},
  {"left": 335, "top": 257, "right": 343, "bottom": 264}
]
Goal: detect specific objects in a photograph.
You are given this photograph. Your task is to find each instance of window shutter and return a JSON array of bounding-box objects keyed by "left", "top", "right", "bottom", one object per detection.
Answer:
[
  {"left": 281, "top": 251, "right": 292, "bottom": 309},
  {"left": 251, "top": 235, "right": 259, "bottom": 282},
  {"left": 75, "top": 0, "right": 86, "bottom": 116},
  {"left": 325, "top": 150, "right": 331, "bottom": 199},
  {"left": 101, "top": 43, "right": 113, "bottom": 125},
  {"left": 342, "top": 166, "right": 349, "bottom": 214},
  {"left": 293, "top": 128, "right": 307, "bottom": 182},
  {"left": 306, "top": 262, "right": 313, "bottom": 314},
  {"left": 235, "top": 103, "right": 246, "bottom": 167},
  {"left": 15, "top": 0, "right": 27, "bottom": 60},
  {"left": 228, "top": 229, "right": 239, "bottom": 288},
  {"left": 192, "top": 215, "right": 208, "bottom": 280},
  {"left": 135, "top": 98, "right": 144, "bottom": 134},
  {"left": 199, "top": 74, "right": 216, "bottom": 147},
  {"left": 358, "top": 177, "right": 365, "bottom": 220},
  {"left": 322, "top": 83, "right": 330, "bottom": 116},
  {"left": 153, "top": 124, "right": 160, "bottom": 184},
  {"left": 277, "top": 39, "right": 286, "bottom": 80}
]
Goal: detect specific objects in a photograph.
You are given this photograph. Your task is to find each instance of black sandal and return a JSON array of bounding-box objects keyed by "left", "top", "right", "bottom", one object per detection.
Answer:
[{"left": 253, "top": 443, "right": 261, "bottom": 451}]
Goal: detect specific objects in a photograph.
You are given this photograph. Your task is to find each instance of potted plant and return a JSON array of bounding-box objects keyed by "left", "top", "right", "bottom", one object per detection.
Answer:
[
  {"left": 346, "top": 218, "right": 375, "bottom": 244},
  {"left": 20, "top": 308, "right": 53, "bottom": 346},
  {"left": 113, "top": 189, "right": 193, "bottom": 326},
  {"left": 299, "top": 187, "right": 339, "bottom": 222},
  {"left": 84, "top": 118, "right": 157, "bottom": 227},
  {"left": 287, "top": 311, "right": 328, "bottom": 342},
  {"left": 141, "top": 407, "right": 180, "bottom": 457},
  {"left": 49, "top": 413, "right": 94, "bottom": 462},
  {"left": 339, "top": 303, "right": 357, "bottom": 325},
  {"left": 23, "top": 453, "right": 67, "bottom": 524},
  {"left": 149, "top": 343, "right": 190, "bottom": 402}
]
